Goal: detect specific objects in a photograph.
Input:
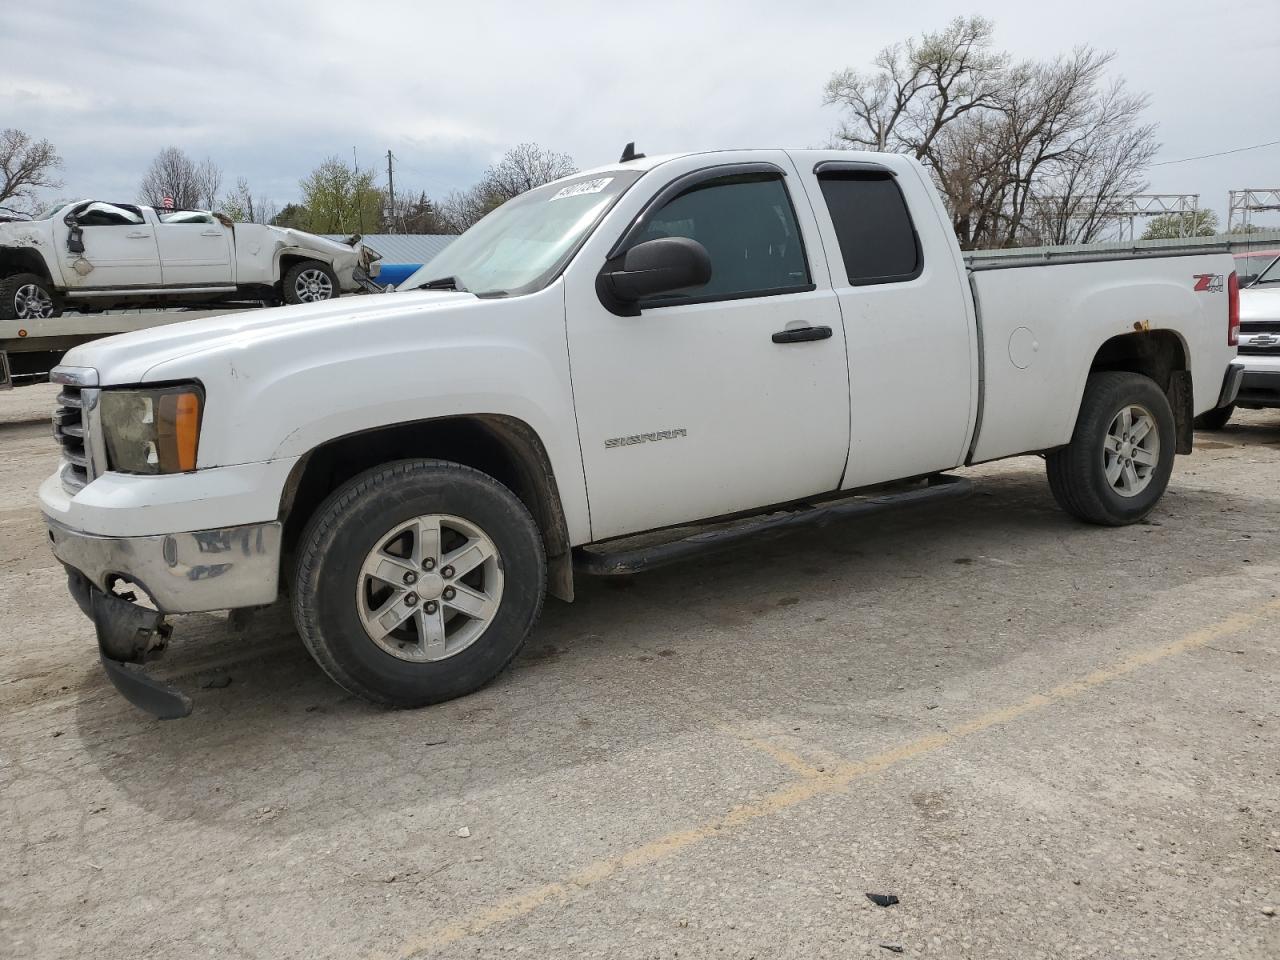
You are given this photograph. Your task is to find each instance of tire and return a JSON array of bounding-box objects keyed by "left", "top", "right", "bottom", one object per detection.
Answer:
[
  {"left": 1046, "top": 371, "right": 1177, "bottom": 526},
  {"left": 0, "top": 273, "right": 62, "bottom": 320},
  {"left": 293, "top": 459, "right": 546, "bottom": 708},
  {"left": 282, "top": 260, "right": 339, "bottom": 304},
  {"left": 1194, "top": 403, "right": 1234, "bottom": 431}
]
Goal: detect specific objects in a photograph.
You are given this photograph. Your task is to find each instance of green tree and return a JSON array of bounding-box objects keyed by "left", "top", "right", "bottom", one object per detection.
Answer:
[
  {"left": 298, "top": 157, "right": 383, "bottom": 234},
  {"left": 271, "top": 203, "right": 310, "bottom": 230},
  {"left": 1140, "top": 209, "right": 1219, "bottom": 240}
]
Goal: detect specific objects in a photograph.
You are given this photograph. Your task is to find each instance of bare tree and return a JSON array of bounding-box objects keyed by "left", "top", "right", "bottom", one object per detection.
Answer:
[
  {"left": 219, "top": 176, "right": 277, "bottom": 224},
  {"left": 825, "top": 17, "right": 1006, "bottom": 157},
  {"left": 0, "top": 128, "right": 64, "bottom": 217},
  {"left": 387, "top": 190, "right": 451, "bottom": 234},
  {"left": 138, "top": 147, "right": 223, "bottom": 210},
  {"left": 480, "top": 143, "right": 577, "bottom": 204},
  {"left": 825, "top": 21, "right": 1159, "bottom": 249},
  {"left": 196, "top": 157, "right": 222, "bottom": 211},
  {"left": 438, "top": 143, "right": 577, "bottom": 233}
]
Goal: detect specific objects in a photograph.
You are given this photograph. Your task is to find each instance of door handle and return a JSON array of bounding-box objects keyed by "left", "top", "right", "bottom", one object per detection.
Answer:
[
  {"left": 771, "top": 325, "right": 833, "bottom": 344},
  {"left": 126, "top": 231, "right": 152, "bottom": 239},
  {"left": 200, "top": 230, "right": 222, "bottom": 237}
]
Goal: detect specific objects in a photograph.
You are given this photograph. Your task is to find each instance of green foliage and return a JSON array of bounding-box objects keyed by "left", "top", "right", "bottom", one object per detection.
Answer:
[
  {"left": 1141, "top": 210, "right": 1219, "bottom": 240},
  {"left": 271, "top": 203, "right": 311, "bottom": 229},
  {"left": 299, "top": 157, "right": 384, "bottom": 234}
]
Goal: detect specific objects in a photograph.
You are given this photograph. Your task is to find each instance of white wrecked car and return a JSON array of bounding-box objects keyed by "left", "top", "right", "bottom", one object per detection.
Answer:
[{"left": 0, "top": 200, "right": 380, "bottom": 319}]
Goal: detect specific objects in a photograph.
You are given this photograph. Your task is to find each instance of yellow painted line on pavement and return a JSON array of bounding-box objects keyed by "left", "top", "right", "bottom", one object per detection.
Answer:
[
  {"left": 387, "top": 599, "right": 1279, "bottom": 959},
  {"left": 738, "top": 736, "right": 826, "bottom": 779}
]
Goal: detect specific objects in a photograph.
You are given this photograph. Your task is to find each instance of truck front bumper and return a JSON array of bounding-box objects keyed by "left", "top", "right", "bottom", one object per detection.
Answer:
[
  {"left": 46, "top": 516, "right": 283, "bottom": 719},
  {"left": 46, "top": 516, "right": 283, "bottom": 613},
  {"left": 1234, "top": 354, "right": 1280, "bottom": 408}
]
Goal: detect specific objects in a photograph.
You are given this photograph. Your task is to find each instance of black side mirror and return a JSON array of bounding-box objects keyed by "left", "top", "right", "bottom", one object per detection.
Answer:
[{"left": 597, "top": 236, "right": 711, "bottom": 315}]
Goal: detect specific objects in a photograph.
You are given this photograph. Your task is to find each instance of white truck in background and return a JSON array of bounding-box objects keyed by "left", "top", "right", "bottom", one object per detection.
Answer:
[
  {"left": 1196, "top": 253, "right": 1280, "bottom": 428},
  {"left": 39, "top": 148, "right": 1242, "bottom": 718},
  {"left": 0, "top": 200, "right": 379, "bottom": 320}
]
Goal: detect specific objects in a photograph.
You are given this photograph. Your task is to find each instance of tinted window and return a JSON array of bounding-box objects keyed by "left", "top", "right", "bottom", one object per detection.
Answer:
[
  {"left": 634, "top": 174, "right": 810, "bottom": 302},
  {"left": 819, "top": 172, "right": 921, "bottom": 285}
]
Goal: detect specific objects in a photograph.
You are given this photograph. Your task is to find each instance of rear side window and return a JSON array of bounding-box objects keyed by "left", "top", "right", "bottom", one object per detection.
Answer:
[
  {"left": 818, "top": 172, "right": 921, "bottom": 285},
  {"left": 633, "top": 173, "right": 811, "bottom": 303}
]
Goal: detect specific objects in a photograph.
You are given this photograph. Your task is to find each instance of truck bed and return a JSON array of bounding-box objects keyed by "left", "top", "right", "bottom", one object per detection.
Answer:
[{"left": 965, "top": 248, "right": 1236, "bottom": 464}]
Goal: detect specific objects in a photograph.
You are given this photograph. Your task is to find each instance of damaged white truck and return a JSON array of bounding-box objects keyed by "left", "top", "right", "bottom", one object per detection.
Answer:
[
  {"left": 0, "top": 200, "right": 379, "bottom": 319},
  {"left": 40, "top": 148, "right": 1243, "bottom": 719}
]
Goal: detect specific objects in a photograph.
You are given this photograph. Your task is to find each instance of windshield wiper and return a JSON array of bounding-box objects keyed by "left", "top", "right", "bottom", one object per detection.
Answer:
[{"left": 420, "top": 276, "right": 467, "bottom": 292}]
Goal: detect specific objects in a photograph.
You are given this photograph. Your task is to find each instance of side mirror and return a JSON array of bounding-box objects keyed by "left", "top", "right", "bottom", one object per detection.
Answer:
[{"left": 598, "top": 237, "right": 711, "bottom": 312}]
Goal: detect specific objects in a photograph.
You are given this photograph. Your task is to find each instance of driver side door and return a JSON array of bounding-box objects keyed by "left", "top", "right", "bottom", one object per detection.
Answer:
[
  {"left": 60, "top": 202, "right": 162, "bottom": 289},
  {"left": 565, "top": 157, "right": 850, "bottom": 541}
]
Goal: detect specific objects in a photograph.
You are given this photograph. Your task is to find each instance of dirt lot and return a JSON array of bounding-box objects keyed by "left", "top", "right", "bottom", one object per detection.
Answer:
[{"left": 2, "top": 381, "right": 1278, "bottom": 959}]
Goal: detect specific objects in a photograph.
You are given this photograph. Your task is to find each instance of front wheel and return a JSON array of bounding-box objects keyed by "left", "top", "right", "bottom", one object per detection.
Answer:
[
  {"left": 293, "top": 460, "right": 546, "bottom": 708},
  {"left": 282, "top": 260, "right": 339, "bottom": 304},
  {"left": 0, "top": 273, "right": 62, "bottom": 320},
  {"left": 1046, "top": 371, "right": 1176, "bottom": 526}
]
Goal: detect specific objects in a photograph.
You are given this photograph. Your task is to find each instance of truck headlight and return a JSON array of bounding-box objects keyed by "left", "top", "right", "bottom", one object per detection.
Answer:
[{"left": 101, "top": 384, "right": 203, "bottom": 474}]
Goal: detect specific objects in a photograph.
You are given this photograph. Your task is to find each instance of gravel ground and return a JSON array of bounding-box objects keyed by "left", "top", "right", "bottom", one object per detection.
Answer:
[{"left": 1, "top": 381, "right": 1277, "bottom": 959}]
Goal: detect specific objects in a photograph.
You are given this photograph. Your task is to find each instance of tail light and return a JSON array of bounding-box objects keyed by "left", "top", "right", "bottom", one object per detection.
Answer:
[{"left": 1228, "top": 270, "right": 1240, "bottom": 347}]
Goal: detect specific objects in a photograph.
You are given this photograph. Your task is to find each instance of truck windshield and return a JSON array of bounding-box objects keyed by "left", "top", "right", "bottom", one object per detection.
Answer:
[
  {"left": 400, "top": 170, "right": 643, "bottom": 297},
  {"left": 1252, "top": 255, "right": 1280, "bottom": 285}
]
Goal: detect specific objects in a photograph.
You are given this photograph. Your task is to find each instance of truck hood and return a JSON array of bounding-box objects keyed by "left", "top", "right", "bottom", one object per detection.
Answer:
[
  {"left": 0, "top": 218, "right": 51, "bottom": 249},
  {"left": 62, "top": 292, "right": 475, "bottom": 385},
  {"left": 1240, "top": 285, "right": 1280, "bottom": 323}
]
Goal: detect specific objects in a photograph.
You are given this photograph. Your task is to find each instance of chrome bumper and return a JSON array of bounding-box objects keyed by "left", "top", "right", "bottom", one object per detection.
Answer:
[{"left": 46, "top": 516, "right": 283, "bottom": 614}]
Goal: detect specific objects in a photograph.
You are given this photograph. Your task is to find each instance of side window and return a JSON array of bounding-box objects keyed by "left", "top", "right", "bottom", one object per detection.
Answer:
[
  {"left": 818, "top": 172, "right": 921, "bottom": 285},
  {"left": 75, "top": 202, "right": 146, "bottom": 227},
  {"left": 634, "top": 174, "right": 811, "bottom": 303},
  {"left": 158, "top": 211, "right": 216, "bottom": 224}
]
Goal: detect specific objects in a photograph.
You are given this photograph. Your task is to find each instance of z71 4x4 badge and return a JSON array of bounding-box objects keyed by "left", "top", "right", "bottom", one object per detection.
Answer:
[{"left": 1193, "top": 274, "right": 1223, "bottom": 293}]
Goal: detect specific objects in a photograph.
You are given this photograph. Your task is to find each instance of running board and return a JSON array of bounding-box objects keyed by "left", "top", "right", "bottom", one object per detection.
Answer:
[
  {"left": 66, "top": 286, "right": 237, "bottom": 298},
  {"left": 576, "top": 474, "right": 972, "bottom": 576}
]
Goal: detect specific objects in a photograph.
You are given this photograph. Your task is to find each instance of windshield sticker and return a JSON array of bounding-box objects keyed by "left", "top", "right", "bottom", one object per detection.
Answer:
[{"left": 550, "top": 177, "right": 614, "bottom": 201}]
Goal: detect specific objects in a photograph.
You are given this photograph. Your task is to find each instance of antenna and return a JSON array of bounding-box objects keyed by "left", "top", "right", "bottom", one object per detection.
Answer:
[{"left": 620, "top": 142, "right": 645, "bottom": 163}]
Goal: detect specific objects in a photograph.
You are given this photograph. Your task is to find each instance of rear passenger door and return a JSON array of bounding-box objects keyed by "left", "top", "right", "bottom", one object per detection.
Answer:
[
  {"left": 154, "top": 211, "right": 235, "bottom": 287},
  {"left": 797, "top": 157, "right": 976, "bottom": 488}
]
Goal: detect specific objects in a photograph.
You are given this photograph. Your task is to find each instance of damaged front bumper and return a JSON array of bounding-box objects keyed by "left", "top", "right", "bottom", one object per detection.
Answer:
[{"left": 47, "top": 516, "right": 283, "bottom": 719}]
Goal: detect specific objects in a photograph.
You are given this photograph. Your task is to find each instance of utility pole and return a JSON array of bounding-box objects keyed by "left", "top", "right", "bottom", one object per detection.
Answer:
[
  {"left": 353, "top": 146, "right": 365, "bottom": 235},
  {"left": 386, "top": 150, "right": 396, "bottom": 233}
]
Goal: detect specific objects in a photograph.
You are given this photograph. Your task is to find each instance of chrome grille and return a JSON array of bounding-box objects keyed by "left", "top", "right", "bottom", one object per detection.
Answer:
[
  {"left": 50, "top": 366, "right": 102, "bottom": 495},
  {"left": 1239, "top": 332, "right": 1280, "bottom": 356},
  {"left": 53, "top": 386, "right": 90, "bottom": 491}
]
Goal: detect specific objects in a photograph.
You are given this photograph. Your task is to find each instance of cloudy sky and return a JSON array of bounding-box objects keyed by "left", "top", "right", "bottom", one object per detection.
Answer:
[{"left": 4, "top": 0, "right": 1278, "bottom": 226}]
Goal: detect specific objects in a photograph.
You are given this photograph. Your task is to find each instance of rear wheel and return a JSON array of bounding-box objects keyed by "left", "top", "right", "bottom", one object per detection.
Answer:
[
  {"left": 1194, "top": 403, "right": 1234, "bottom": 431},
  {"left": 0, "top": 273, "right": 62, "bottom": 320},
  {"left": 293, "top": 459, "right": 546, "bottom": 707},
  {"left": 282, "top": 260, "right": 338, "bottom": 304},
  {"left": 1046, "top": 371, "right": 1176, "bottom": 526}
]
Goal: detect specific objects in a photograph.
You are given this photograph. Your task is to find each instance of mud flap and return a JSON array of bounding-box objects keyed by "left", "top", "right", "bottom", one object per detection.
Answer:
[{"left": 66, "top": 567, "right": 194, "bottom": 719}]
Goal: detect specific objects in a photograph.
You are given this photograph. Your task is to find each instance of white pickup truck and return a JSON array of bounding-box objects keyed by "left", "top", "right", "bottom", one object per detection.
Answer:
[
  {"left": 39, "top": 148, "right": 1243, "bottom": 718},
  {"left": 1196, "top": 253, "right": 1280, "bottom": 428},
  {"left": 0, "top": 200, "right": 379, "bottom": 319}
]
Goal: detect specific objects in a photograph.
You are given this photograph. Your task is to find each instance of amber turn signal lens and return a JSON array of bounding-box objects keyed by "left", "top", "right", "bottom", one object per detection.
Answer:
[{"left": 157, "top": 390, "right": 201, "bottom": 472}]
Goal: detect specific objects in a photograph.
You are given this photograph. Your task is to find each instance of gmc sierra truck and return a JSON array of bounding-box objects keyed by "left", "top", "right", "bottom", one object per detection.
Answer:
[
  {"left": 40, "top": 148, "right": 1243, "bottom": 718},
  {"left": 0, "top": 200, "right": 379, "bottom": 319}
]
